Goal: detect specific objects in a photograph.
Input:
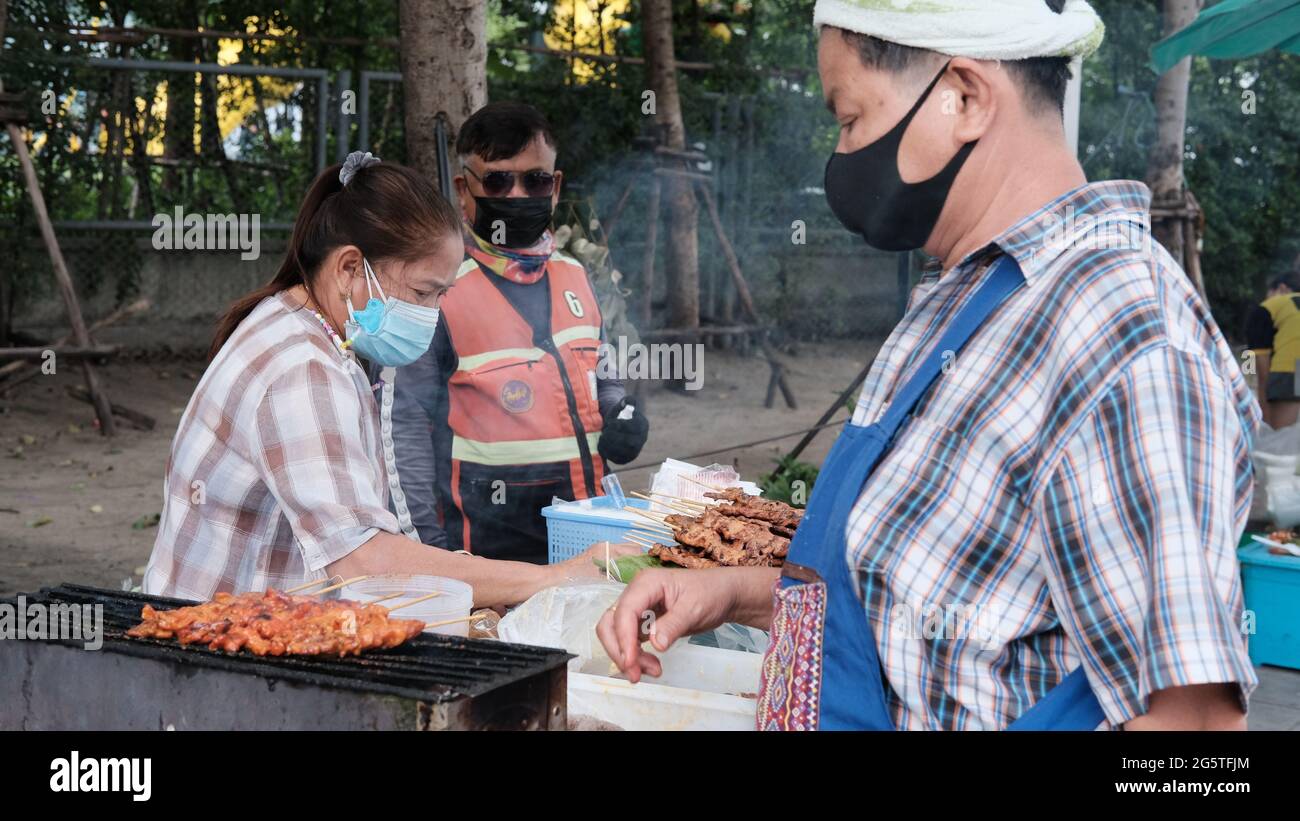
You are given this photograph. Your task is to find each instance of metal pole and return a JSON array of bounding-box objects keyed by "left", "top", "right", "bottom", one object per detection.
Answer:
[
  {"left": 77, "top": 56, "right": 328, "bottom": 80},
  {"left": 335, "top": 69, "right": 351, "bottom": 163},
  {"left": 357, "top": 71, "right": 401, "bottom": 155},
  {"left": 316, "top": 76, "right": 330, "bottom": 172},
  {"left": 434, "top": 113, "right": 455, "bottom": 203},
  {"left": 358, "top": 72, "right": 371, "bottom": 152}
]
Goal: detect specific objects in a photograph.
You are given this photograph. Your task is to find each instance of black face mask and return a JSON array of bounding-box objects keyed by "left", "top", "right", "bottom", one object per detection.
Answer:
[
  {"left": 824, "top": 63, "right": 978, "bottom": 252},
  {"left": 471, "top": 196, "right": 554, "bottom": 249}
]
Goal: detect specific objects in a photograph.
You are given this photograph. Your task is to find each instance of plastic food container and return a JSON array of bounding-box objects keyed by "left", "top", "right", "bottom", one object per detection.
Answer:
[
  {"left": 542, "top": 497, "right": 655, "bottom": 563},
  {"left": 568, "top": 642, "right": 762, "bottom": 731},
  {"left": 341, "top": 575, "right": 474, "bottom": 637}
]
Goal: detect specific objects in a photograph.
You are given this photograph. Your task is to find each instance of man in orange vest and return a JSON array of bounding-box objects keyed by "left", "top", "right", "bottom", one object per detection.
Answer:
[{"left": 383, "top": 102, "right": 649, "bottom": 563}]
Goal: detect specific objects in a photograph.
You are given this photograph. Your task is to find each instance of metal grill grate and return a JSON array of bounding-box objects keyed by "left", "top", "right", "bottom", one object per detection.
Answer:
[{"left": 4, "top": 584, "right": 571, "bottom": 704}]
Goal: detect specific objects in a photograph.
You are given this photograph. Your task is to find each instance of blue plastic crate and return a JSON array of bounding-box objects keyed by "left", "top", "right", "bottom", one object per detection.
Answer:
[
  {"left": 542, "top": 497, "right": 654, "bottom": 564},
  {"left": 1239, "top": 542, "right": 1300, "bottom": 670}
]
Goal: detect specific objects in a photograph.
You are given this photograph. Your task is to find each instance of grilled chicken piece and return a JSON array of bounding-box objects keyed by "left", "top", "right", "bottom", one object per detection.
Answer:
[
  {"left": 703, "top": 489, "right": 804, "bottom": 530},
  {"left": 649, "top": 544, "right": 721, "bottom": 569},
  {"left": 127, "top": 590, "right": 426, "bottom": 656},
  {"left": 702, "top": 487, "right": 749, "bottom": 503},
  {"left": 660, "top": 508, "right": 790, "bottom": 566}
]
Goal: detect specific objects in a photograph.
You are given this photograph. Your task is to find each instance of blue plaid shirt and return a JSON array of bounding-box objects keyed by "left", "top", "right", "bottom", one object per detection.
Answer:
[{"left": 847, "top": 180, "right": 1260, "bottom": 730}]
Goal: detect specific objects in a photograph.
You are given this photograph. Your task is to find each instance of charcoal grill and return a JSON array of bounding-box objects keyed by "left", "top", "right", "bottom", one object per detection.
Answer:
[{"left": 0, "top": 584, "right": 572, "bottom": 730}]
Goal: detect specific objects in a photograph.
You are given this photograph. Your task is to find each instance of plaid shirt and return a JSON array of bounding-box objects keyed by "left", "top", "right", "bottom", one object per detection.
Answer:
[
  {"left": 144, "top": 292, "right": 400, "bottom": 600},
  {"left": 848, "top": 181, "right": 1260, "bottom": 730}
]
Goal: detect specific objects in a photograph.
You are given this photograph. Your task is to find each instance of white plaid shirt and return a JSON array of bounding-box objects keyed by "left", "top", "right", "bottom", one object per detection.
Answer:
[
  {"left": 846, "top": 181, "right": 1260, "bottom": 729},
  {"left": 144, "top": 292, "right": 400, "bottom": 600}
]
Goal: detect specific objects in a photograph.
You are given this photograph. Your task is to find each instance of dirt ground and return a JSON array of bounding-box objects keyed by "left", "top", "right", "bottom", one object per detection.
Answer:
[{"left": 0, "top": 340, "right": 875, "bottom": 596}]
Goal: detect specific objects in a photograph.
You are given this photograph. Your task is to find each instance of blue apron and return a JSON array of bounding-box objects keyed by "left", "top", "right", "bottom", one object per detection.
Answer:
[{"left": 755, "top": 255, "right": 1106, "bottom": 731}]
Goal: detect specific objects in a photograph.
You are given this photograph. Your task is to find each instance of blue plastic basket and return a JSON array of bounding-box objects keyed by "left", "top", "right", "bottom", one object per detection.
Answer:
[
  {"left": 1239, "top": 542, "right": 1300, "bottom": 670},
  {"left": 542, "top": 497, "right": 654, "bottom": 564}
]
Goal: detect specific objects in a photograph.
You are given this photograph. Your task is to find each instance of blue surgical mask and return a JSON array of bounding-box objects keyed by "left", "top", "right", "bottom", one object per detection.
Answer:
[{"left": 344, "top": 258, "right": 440, "bottom": 367}]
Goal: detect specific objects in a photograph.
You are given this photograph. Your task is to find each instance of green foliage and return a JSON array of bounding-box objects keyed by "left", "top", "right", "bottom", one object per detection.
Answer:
[
  {"left": 1081, "top": 0, "right": 1300, "bottom": 340},
  {"left": 594, "top": 552, "right": 664, "bottom": 583},
  {"left": 4, "top": 0, "right": 1299, "bottom": 348},
  {"left": 759, "top": 454, "right": 818, "bottom": 507}
]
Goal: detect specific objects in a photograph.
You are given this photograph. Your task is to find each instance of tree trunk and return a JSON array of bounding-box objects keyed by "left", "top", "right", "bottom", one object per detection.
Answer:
[
  {"left": 1146, "top": 0, "right": 1201, "bottom": 272},
  {"left": 642, "top": 0, "right": 700, "bottom": 330},
  {"left": 0, "top": 0, "right": 8, "bottom": 346},
  {"left": 397, "top": 0, "right": 487, "bottom": 181},
  {"left": 160, "top": 3, "right": 199, "bottom": 200}
]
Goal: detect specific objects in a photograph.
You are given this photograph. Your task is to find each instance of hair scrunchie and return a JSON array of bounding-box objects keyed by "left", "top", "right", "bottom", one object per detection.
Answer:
[{"left": 339, "top": 151, "right": 382, "bottom": 186}]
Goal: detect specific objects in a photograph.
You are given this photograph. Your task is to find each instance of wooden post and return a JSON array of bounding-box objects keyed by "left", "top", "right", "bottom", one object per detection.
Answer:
[
  {"left": 641, "top": 176, "right": 662, "bottom": 330},
  {"left": 696, "top": 183, "right": 797, "bottom": 410},
  {"left": 601, "top": 177, "right": 637, "bottom": 246},
  {"left": 2, "top": 84, "right": 118, "bottom": 434}
]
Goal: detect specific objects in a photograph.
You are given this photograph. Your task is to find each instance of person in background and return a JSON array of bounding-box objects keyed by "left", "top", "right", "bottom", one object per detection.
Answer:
[
  {"left": 144, "top": 153, "right": 631, "bottom": 607},
  {"left": 1244, "top": 270, "right": 1300, "bottom": 429},
  {"left": 380, "top": 102, "right": 649, "bottom": 564}
]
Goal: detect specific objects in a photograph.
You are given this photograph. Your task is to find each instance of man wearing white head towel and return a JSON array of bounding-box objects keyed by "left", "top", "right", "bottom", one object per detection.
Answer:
[{"left": 600, "top": 0, "right": 1259, "bottom": 730}]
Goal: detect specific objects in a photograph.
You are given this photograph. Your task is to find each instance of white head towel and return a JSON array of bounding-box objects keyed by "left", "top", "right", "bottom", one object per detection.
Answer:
[{"left": 814, "top": 0, "right": 1105, "bottom": 61}]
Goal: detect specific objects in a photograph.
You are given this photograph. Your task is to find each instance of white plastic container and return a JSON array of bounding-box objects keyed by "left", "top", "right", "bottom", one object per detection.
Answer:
[
  {"left": 341, "top": 575, "right": 473, "bottom": 637},
  {"left": 568, "top": 642, "right": 762, "bottom": 731}
]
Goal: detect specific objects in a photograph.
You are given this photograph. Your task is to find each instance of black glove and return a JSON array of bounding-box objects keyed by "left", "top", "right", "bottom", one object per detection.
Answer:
[{"left": 597, "top": 397, "right": 649, "bottom": 465}]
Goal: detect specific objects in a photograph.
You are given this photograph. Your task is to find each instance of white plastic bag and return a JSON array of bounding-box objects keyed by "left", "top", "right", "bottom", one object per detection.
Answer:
[
  {"left": 497, "top": 582, "right": 623, "bottom": 674},
  {"left": 648, "top": 460, "right": 762, "bottom": 503},
  {"left": 497, "top": 582, "right": 770, "bottom": 678},
  {"left": 1251, "top": 422, "right": 1300, "bottom": 526}
]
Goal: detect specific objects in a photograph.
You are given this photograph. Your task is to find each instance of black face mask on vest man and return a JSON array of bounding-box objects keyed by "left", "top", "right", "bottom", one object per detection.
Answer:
[
  {"left": 823, "top": 62, "right": 978, "bottom": 252},
  {"left": 472, "top": 196, "right": 554, "bottom": 249}
]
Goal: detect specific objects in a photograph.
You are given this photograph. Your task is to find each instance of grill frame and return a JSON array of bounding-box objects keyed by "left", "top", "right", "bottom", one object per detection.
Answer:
[{"left": 0, "top": 584, "right": 573, "bottom": 730}]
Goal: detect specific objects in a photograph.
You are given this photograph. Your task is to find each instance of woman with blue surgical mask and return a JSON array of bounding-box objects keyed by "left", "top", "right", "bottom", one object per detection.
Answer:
[
  {"left": 143, "top": 152, "right": 634, "bottom": 605},
  {"left": 345, "top": 256, "right": 443, "bottom": 366}
]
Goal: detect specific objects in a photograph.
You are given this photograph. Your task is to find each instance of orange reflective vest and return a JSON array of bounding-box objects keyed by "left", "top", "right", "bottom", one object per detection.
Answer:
[{"left": 439, "top": 252, "right": 606, "bottom": 557}]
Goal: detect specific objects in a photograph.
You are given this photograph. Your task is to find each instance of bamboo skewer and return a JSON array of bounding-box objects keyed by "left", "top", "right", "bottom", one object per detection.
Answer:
[
  {"left": 628, "top": 521, "right": 672, "bottom": 533},
  {"left": 628, "top": 520, "right": 677, "bottom": 541},
  {"left": 649, "top": 491, "right": 708, "bottom": 509},
  {"left": 387, "top": 591, "right": 444, "bottom": 611},
  {"left": 631, "top": 491, "right": 699, "bottom": 516},
  {"left": 626, "top": 506, "right": 674, "bottom": 528},
  {"left": 284, "top": 576, "right": 341, "bottom": 594},
  {"left": 623, "top": 532, "right": 661, "bottom": 547},
  {"left": 421, "top": 613, "right": 484, "bottom": 630},
  {"left": 365, "top": 592, "right": 406, "bottom": 605},
  {"left": 628, "top": 533, "right": 672, "bottom": 548},
  {"left": 625, "top": 503, "right": 667, "bottom": 519},
  {"left": 311, "top": 576, "right": 371, "bottom": 597}
]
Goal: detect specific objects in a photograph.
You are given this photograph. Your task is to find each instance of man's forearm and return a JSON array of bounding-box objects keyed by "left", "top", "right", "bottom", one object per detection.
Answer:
[
  {"left": 1123, "top": 684, "right": 1247, "bottom": 730},
  {"left": 724, "top": 567, "right": 781, "bottom": 631},
  {"left": 328, "top": 531, "right": 554, "bottom": 609}
]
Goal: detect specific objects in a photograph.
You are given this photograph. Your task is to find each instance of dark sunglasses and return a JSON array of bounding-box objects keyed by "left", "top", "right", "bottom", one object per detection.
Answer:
[{"left": 463, "top": 165, "right": 557, "bottom": 198}]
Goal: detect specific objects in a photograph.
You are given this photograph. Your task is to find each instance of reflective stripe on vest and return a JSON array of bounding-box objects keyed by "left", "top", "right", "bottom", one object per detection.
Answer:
[
  {"left": 451, "top": 431, "right": 603, "bottom": 466},
  {"left": 456, "top": 324, "right": 602, "bottom": 373}
]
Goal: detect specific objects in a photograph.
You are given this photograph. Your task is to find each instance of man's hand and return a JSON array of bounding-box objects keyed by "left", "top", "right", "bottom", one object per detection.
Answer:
[
  {"left": 596, "top": 566, "right": 778, "bottom": 683},
  {"left": 597, "top": 398, "right": 649, "bottom": 465},
  {"left": 1123, "top": 684, "right": 1247, "bottom": 730}
]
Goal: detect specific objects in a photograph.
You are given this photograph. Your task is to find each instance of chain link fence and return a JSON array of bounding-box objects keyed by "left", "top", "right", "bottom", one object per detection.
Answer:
[{"left": 3, "top": 48, "right": 907, "bottom": 353}]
